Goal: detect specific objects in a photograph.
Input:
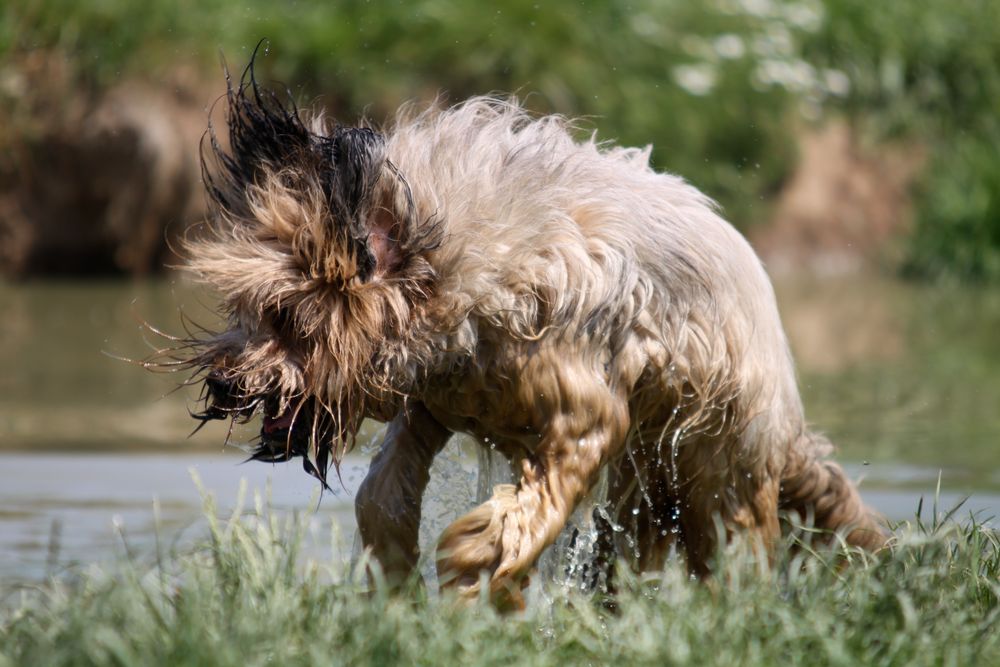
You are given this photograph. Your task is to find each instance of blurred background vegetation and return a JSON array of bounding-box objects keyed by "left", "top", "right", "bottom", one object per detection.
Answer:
[{"left": 1, "top": 0, "right": 998, "bottom": 280}]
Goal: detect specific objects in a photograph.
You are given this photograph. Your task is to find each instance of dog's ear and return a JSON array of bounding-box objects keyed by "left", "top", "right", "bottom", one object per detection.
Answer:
[
  {"left": 366, "top": 200, "right": 405, "bottom": 277},
  {"left": 325, "top": 127, "right": 405, "bottom": 279},
  {"left": 202, "top": 49, "right": 438, "bottom": 283},
  {"left": 362, "top": 160, "right": 443, "bottom": 281}
]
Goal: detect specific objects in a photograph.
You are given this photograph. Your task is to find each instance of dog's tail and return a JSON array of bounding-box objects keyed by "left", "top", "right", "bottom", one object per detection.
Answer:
[{"left": 778, "top": 431, "right": 887, "bottom": 550}]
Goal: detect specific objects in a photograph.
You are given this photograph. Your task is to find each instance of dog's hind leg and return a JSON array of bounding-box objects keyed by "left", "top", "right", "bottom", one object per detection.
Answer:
[
  {"left": 667, "top": 436, "right": 783, "bottom": 577},
  {"left": 607, "top": 454, "right": 683, "bottom": 573},
  {"left": 355, "top": 403, "right": 452, "bottom": 585},
  {"left": 779, "top": 433, "right": 886, "bottom": 550}
]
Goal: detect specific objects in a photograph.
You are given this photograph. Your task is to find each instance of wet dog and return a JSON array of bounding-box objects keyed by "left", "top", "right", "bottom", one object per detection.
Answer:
[{"left": 171, "top": 60, "right": 884, "bottom": 607}]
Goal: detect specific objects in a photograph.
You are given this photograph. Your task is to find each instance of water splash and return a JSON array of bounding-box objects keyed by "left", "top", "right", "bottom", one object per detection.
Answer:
[
  {"left": 475, "top": 442, "right": 513, "bottom": 503},
  {"left": 352, "top": 434, "right": 618, "bottom": 596},
  {"left": 670, "top": 427, "right": 685, "bottom": 489},
  {"left": 416, "top": 436, "right": 482, "bottom": 586},
  {"left": 536, "top": 466, "right": 612, "bottom": 594}
]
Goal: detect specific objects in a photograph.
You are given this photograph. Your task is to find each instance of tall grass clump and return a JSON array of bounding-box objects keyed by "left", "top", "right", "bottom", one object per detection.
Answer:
[{"left": 2, "top": 492, "right": 999, "bottom": 666}]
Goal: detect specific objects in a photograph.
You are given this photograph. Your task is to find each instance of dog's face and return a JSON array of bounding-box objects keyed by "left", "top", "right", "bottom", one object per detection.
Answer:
[{"left": 178, "top": 64, "right": 439, "bottom": 485}]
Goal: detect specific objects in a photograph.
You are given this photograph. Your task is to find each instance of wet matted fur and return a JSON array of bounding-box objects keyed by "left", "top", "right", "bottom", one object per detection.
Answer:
[{"left": 166, "top": 60, "right": 885, "bottom": 606}]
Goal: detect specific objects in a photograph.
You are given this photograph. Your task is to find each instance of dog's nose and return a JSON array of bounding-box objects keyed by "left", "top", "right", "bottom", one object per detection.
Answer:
[{"left": 205, "top": 371, "right": 234, "bottom": 399}]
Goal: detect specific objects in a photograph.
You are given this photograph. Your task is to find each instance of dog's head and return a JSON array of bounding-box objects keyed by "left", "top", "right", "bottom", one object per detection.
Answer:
[{"left": 175, "top": 56, "right": 440, "bottom": 485}]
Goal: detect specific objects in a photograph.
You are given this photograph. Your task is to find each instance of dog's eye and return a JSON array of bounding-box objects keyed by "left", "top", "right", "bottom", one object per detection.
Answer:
[
  {"left": 356, "top": 243, "right": 376, "bottom": 281},
  {"left": 270, "top": 307, "right": 295, "bottom": 335}
]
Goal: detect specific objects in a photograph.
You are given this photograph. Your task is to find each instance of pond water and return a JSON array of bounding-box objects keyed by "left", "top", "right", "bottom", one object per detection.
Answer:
[{"left": 1, "top": 275, "right": 999, "bottom": 583}]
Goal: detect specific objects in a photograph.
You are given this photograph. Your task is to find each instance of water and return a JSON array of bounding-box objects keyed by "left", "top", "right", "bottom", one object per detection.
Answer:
[
  {"left": 775, "top": 275, "right": 1000, "bottom": 481},
  {"left": 2, "top": 274, "right": 999, "bottom": 583},
  {"left": 0, "top": 452, "right": 364, "bottom": 583}
]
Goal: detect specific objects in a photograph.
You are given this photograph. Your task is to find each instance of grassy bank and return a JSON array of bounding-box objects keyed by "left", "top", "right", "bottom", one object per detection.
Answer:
[
  {"left": 2, "top": 0, "right": 804, "bottom": 226},
  {"left": 3, "top": 0, "right": 999, "bottom": 277},
  {"left": 2, "top": 494, "right": 998, "bottom": 666}
]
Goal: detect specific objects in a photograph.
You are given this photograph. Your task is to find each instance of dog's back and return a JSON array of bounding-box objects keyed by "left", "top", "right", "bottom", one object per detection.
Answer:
[
  {"left": 387, "top": 98, "right": 882, "bottom": 574},
  {"left": 390, "top": 99, "right": 800, "bottom": 452}
]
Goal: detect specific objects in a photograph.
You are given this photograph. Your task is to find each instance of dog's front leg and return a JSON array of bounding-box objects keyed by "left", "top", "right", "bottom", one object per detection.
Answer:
[
  {"left": 436, "top": 389, "right": 628, "bottom": 608},
  {"left": 355, "top": 403, "right": 451, "bottom": 585}
]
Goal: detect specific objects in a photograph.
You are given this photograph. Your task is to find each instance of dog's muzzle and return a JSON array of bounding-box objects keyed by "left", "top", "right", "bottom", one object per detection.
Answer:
[{"left": 259, "top": 395, "right": 307, "bottom": 448}]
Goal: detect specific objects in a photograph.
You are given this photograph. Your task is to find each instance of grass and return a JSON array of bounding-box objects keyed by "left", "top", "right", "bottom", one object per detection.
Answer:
[{"left": 2, "top": 488, "right": 998, "bottom": 666}]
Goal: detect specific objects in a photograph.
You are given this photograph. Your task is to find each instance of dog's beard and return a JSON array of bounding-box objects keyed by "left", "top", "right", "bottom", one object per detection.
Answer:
[
  {"left": 188, "top": 367, "right": 367, "bottom": 490},
  {"left": 251, "top": 395, "right": 349, "bottom": 490},
  {"left": 143, "top": 306, "right": 404, "bottom": 490}
]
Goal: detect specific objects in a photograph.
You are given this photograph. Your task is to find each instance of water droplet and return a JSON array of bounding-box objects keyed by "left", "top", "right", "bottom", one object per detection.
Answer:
[{"left": 670, "top": 428, "right": 684, "bottom": 488}]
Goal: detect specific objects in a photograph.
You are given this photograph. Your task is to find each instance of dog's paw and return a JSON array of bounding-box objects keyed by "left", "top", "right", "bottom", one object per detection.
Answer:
[{"left": 436, "top": 484, "right": 523, "bottom": 600}]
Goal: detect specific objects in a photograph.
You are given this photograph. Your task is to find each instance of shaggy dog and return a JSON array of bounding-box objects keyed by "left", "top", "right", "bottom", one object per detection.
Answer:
[{"left": 173, "top": 60, "right": 884, "bottom": 607}]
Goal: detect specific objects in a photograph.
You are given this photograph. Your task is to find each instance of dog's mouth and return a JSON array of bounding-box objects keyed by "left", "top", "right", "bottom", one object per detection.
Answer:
[
  {"left": 262, "top": 411, "right": 296, "bottom": 436},
  {"left": 259, "top": 396, "right": 307, "bottom": 446},
  {"left": 255, "top": 396, "right": 318, "bottom": 448},
  {"left": 252, "top": 396, "right": 345, "bottom": 489},
  {"left": 195, "top": 373, "right": 307, "bottom": 441},
  {"left": 192, "top": 372, "right": 358, "bottom": 489}
]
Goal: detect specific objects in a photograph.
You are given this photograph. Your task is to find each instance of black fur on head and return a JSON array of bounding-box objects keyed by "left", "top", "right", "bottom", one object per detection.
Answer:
[{"left": 202, "top": 42, "right": 389, "bottom": 280}]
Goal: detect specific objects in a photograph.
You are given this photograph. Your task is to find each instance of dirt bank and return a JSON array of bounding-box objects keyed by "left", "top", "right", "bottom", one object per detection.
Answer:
[
  {"left": 750, "top": 121, "right": 924, "bottom": 276},
  {"left": 0, "top": 57, "right": 211, "bottom": 277}
]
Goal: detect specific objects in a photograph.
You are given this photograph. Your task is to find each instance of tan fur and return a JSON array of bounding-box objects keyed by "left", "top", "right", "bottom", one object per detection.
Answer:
[{"left": 181, "top": 86, "right": 884, "bottom": 607}]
